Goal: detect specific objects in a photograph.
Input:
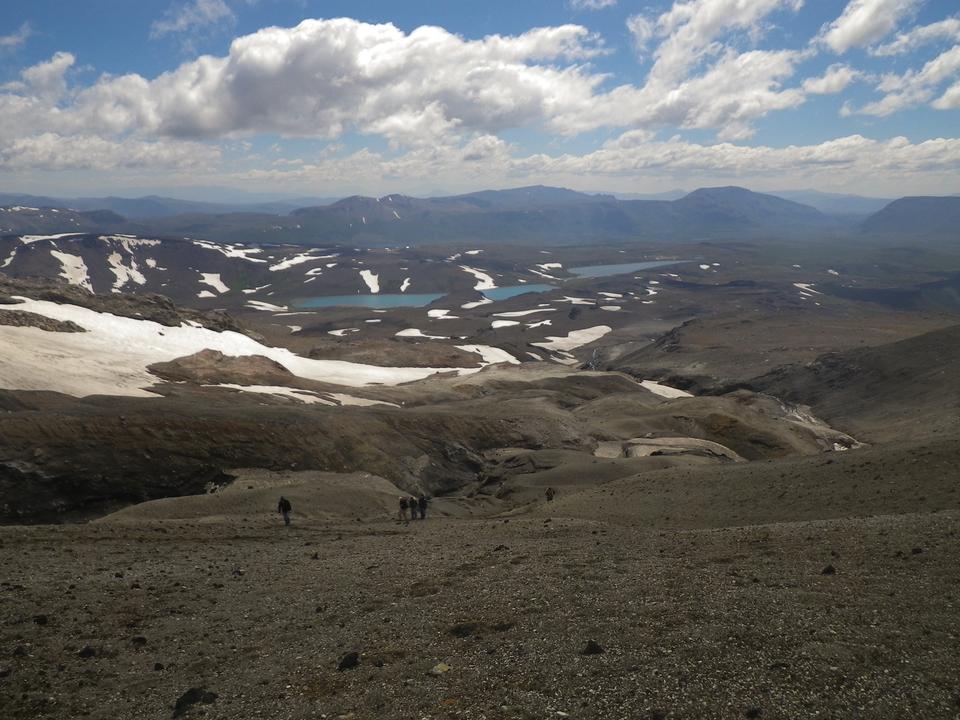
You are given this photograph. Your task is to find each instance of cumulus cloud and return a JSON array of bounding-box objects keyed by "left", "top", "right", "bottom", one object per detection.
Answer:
[
  {"left": 626, "top": 15, "right": 654, "bottom": 56},
  {"left": 853, "top": 45, "right": 960, "bottom": 115},
  {"left": 237, "top": 132, "right": 960, "bottom": 196},
  {"left": 802, "top": 64, "right": 862, "bottom": 94},
  {"left": 0, "top": 132, "right": 220, "bottom": 171},
  {"left": 0, "top": 22, "right": 32, "bottom": 51},
  {"left": 821, "top": 0, "right": 920, "bottom": 54},
  {"left": 871, "top": 17, "right": 960, "bottom": 56}
]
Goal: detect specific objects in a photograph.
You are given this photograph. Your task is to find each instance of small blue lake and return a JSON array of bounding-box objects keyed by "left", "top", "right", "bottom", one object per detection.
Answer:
[
  {"left": 568, "top": 260, "right": 684, "bottom": 277},
  {"left": 295, "top": 293, "right": 444, "bottom": 309}
]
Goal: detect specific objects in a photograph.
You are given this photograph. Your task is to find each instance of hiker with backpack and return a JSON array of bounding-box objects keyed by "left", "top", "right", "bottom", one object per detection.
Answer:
[
  {"left": 278, "top": 496, "right": 292, "bottom": 526},
  {"left": 418, "top": 494, "right": 428, "bottom": 520},
  {"left": 398, "top": 496, "right": 409, "bottom": 524},
  {"left": 409, "top": 495, "right": 419, "bottom": 521}
]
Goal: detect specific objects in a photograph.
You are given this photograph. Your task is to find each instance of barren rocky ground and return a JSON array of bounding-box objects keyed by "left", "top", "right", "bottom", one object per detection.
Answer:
[{"left": 2, "top": 505, "right": 958, "bottom": 720}]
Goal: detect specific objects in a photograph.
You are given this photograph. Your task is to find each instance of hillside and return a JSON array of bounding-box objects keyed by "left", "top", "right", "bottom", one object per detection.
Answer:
[
  {"left": 745, "top": 323, "right": 960, "bottom": 442},
  {"left": 861, "top": 196, "right": 960, "bottom": 238}
]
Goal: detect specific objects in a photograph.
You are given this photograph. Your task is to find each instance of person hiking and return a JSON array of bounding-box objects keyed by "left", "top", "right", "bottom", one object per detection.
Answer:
[
  {"left": 418, "top": 494, "right": 428, "bottom": 520},
  {"left": 545, "top": 487, "right": 555, "bottom": 502},
  {"left": 278, "top": 496, "right": 292, "bottom": 526},
  {"left": 409, "top": 495, "right": 419, "bottom": 521},
  {"left": 398, "top": 496, "right": 409, "bottom": 524}
]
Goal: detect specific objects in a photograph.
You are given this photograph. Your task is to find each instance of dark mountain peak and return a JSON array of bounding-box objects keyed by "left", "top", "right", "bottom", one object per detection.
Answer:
[{"left": 861, "top": 195, "right": 960, "bottom": 238}]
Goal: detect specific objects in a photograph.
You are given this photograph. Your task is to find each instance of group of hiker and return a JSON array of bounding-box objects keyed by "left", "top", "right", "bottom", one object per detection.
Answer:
[
  {"left": 277, "top": 486, "right": 556, "bottom": 526},
  {"left": 398, "top": 494, "right": 429, "bottom": 524},
  {"left": 275, "top": 493, "right": 430, "bottom": 526}
]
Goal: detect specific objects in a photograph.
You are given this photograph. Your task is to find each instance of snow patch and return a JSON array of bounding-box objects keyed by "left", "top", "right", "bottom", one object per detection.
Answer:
[
  {"left": 208, "top": 384, "right": 334, "bottom": 405},
  {"left": 50, "top": 250, "right": 93, "bottom": 292},
  {"left": 491, "top": 320, "right": 520, "bottom": 328},
  {"left": 640, "top": 380, "right": 693, "bottom": 399},
  {"left": 492, "top": 308, "right": 555, "bottom": 318},
  {"left": 359, "top": 269, "right": 380, "bottom": 294},
  {"left": 459, "top": 265, "right": 496, "bottom": 291},
  {"left": 199, "top": 273, "right": 229, "bottom": 294},
  {"left": 456, "top": 345, "right": 520, "bottom": 365},
  {"left": 396, "top": 328, "right": 449, "bottom": 340},
  {"left": 400, "top": 277, "right": 411, "bottom": 292},
  {"left": 531, "top": 325, "right": 612, "bottom": 351},
  {"left": 246, "top": 300, "right": 289, "bottom": 312},
  {"left": 461, "top": 297, "right": 493, "bottom": 309}
]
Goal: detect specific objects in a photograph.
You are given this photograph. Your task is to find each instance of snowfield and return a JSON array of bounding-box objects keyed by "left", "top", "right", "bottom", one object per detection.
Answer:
[
  {"left": 199, "top": 273, "right": 229, "bottom": 294},
  {"left": 640, "top": 380, "right": 694, "bottom": 399},
  {"left": 459, "top": 265, "right": 496, "bottom": 290},
  {"left": 0, "top": 298, "right": 465, "bottom": 396},
  {"left": 50, "top": 250, "right": 93, "bottom": 292},
  {"left": 455, "top": 345, "right": 520, "bottom": 365},
  {"left": 531, "top": 325, "right": 612, "bottom": 351},
  {"left": 359, "top": 270, "right": 380, "bottom": 294}
]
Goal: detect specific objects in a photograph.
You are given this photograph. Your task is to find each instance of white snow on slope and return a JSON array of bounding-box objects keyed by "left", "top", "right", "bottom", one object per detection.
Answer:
[
  {"left": 531, "top": 325, "right": 612, "bottom": 352},
  {"left": 197, "top": 290, "right": 216, "bottom": 299},
  {"left": 527, "top": 319, "right": 552, "bottom": 328},
  {"left": 537, "top": 262, "right": 562, "bottom": 270},
  {"left": 192, "top": 240, "right": 267, "bottom": 263},
  {"left": 828, "top": 269, "right": 840, "bottom": 276},
  {"left": 491, "top": 320, "right": 520, "bottom": 328},
  {"left": 328, "top": 328, "right": 359, "bottom": 337},
  {"left": 793, "top": 283, "right": 822, "bottom": 295},
  {"left": 400, "top": 277, "right": 411, "bottom": 292},
  {"left": 268, "top": 251, "right": 336, "bottom": 272},
  {"left": 455, "top": 345, "right": 520, "bottom": 365},
  {"left": 464, "top": 249, "right": 482, "bottom": 255},
  {"left": 461, "top": 297, "right": 493, "bottom": 309},
  {"left": 0, "top": 298, "right": 461, "bottom": 396},
  {"left": 199, "top": 273, "right": 229, "bottom": 294},
  {"left": 246, "top": 300, "right": 289, "bottom": 312},
  {"left": 396, "top": 328, "right": 449, "bottom": 339},
  {"left": 242, "top": 284, "right": 271, "bottom": 295},
  {"left": 640, "top": 380, "right": 693, "bottom": 399},
  {"left": 107, "top": 251, "right": 146, "bottom": 292},
  {"left": 1, "top": 248, "right": 16, "bottom": 268},
  {"left": 359, "top": 269, "right": 380, "bottom": 294},
  {"left": 49, "top": 250, "right": 93, "bottom": 293},
  {"left": 493, "top": 308, "right": 555, "bottom": 318},
  {"left": 19, "top": 233, "right": 82, "bottom": 244},
  {"left": 556, "top": 296, "right": 594, "bottom": 305},
  {"left": 459, "top": 265, "right": 496, "bottom": 290},
  {"left": 699, "top": 264, "right": 711, "bottom": 270},
  {"left": 428, "top": 309, "right": 459, "bottom": 319},
  {"left": 600, "top": 306, "right": 622, "bottom": 311},
  {"left": 599, "top": 292, "right": 623, "bottom": 298}
]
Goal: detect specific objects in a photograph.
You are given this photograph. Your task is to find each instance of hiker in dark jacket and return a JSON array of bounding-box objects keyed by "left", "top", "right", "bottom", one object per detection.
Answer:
[
  {"left": 418, "top": 494, "right": 428, "bottom": 520},
  {"left": 409, "top": 495, "right": 419, "bottom": 521},
  {"left": 398, "top": 496, "right": 409, "bottom": 524},
  {"left": 278, "top": 496, "right": 292, "bottom": 526}
]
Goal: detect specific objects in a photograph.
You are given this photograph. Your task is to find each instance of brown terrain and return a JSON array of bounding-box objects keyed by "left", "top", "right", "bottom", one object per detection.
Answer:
[{"left": 1, "top": 238, "right": 959, "bottom": 719}]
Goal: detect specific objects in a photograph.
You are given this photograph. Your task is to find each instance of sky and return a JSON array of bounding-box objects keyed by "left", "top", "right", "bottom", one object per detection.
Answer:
[{"left": 1, "top": 0, "right": 959, "bottom": 200}]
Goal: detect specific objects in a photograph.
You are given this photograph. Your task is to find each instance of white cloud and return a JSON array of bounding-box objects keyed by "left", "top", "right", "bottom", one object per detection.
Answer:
[
  {"left": 871, "top": 17, "right": 960, "bottom": 56},
  {"left": 855, "top": 45, "right": 960, "bottom": 115},
  {"left": 235, "top": 132, "right": 960, "bottom": 196},
  {"left": 150, "top": 0, "right": 235, "bottom": 38},
  {"left": 569, "top": 0, "right": 617, "bottom": 9},
  {"left": 0, "top": 22, "right": 32, "bottom": 50},
  {"left": 72, "top": 20, "right": 607, "bottom": 143},
  {"left": 933, "top": 80, "right": 960, "bottom": 109},
  {"left": 802, "top": 63, "right": 862, "bottom": 94},
  {"left": 626, "top": 15, "right": 654, "bottom": 56},
  {"left": 821, "top": 0, "right": 920, "bottom": 54},
  {"left": 0, "top": 132, "right": 221, "bottom": 171}
]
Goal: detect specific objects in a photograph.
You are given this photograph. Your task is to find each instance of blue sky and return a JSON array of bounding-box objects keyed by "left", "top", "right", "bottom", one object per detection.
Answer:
[{"left": 1, "top": 0, "right": 958, "bottom": 199}]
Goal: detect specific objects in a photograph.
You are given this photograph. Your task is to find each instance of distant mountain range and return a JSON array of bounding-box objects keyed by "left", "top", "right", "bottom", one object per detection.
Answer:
[{"left": 0, "top": 185, "right": 956, "bottom": 246}]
